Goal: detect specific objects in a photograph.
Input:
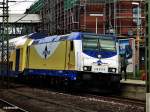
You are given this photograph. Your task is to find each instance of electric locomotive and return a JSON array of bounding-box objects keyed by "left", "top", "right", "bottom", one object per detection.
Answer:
[{"left": 3, "top": 32, "right": 122, "bottom": 89}]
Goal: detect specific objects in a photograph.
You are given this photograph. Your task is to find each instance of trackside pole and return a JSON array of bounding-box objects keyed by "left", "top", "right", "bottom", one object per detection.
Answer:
[
  {"left": 146, "top": 93, "right": 150, "bottom": 112},
  {"left": 146, "top": 0, "right": 150, "bottom": 112}
]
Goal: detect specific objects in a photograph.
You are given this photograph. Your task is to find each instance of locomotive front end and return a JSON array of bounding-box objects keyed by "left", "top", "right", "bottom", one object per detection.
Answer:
[
  {"left": 81, "top": 34, "right": 119, "bottom": 74},
  {"left": 76, "top": 33, "right": 121, "bottom": 88}
]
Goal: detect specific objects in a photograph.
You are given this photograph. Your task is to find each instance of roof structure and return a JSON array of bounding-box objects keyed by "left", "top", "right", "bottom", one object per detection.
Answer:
[
  {"left": 0, "top": 14, "right": 41, "bottom": 23},
  {"left": 26, "top": 0, "right": 44, "bottom": 14}
]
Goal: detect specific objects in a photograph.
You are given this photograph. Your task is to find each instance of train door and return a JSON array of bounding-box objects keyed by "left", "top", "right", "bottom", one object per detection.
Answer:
[
  {"left": 26, "top": 46, "right": 30, "bottom": 69},
  {"left": 68, "top": 41, "right": 75, "bottom": 70},
  {"left": 15, "top": 49, "right": 20, "bottom": 72}
]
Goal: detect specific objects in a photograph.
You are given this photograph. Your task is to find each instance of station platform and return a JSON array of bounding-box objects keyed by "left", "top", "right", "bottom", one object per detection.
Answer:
[
  {"left": 121, "top": 79, "right": 145, "bottom": 85},
  {"left": 120, "top": 79, "right": 146, "bottom": 101}
]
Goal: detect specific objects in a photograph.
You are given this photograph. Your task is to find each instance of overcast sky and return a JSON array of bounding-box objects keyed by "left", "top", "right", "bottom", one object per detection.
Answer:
[{"left": 0, "top": 0, "right": 37, "bottom": 14}]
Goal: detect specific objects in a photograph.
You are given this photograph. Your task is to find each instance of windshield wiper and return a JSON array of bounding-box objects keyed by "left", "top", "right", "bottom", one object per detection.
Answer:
[{"left": 98, "top": 39, "right": 101, "bottom": 54}]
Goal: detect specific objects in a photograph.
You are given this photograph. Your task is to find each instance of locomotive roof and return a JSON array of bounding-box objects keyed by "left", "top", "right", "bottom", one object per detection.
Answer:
[
  {"left": 9, "top": 35, "right": 27, "bottom": 47},
  {"left": 28, "top": 32, "right": 48, "bottom": 39},
  {"left": 9, "top": 32, "right": 47, "bottom": 47},
  {"left": 32, "top": 32, "right": 116, "bottom": 44}
]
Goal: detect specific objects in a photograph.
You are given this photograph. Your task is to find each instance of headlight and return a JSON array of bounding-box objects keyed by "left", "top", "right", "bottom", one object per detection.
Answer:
[
  {"left": 112, "top": 69, "right": 115, "bottom": 72},
  {"left": 83, "top": 66, "right": 87, "bottom": 70},
  {"left": 108, "top": 68, "right": 116, "bottom": 73},
  {"left": 83, "top": 66, "right": 92, "bottom": 71}
]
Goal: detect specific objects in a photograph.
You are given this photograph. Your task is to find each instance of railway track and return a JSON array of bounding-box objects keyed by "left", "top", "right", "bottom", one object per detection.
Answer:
[
  {"left": 0, "top": 83, "right": 145, "bottom": 112},
  {"left": 48, "top": 89, "right": 145, "bottom": 107},
  {"left": 8, "top": 90, "right": 95, "bottom": 112},
  {"left": 83, "top": 94, "right": 145, "bottom": 107},
  {"left": 42, "top": 86, "right": 145, "bottom": 107},
  {"left": 0, "top": 98, "right": 28, "bottom": 112},
  {"left": 9, "top": 87, "right": 145, "bottom": 112}
]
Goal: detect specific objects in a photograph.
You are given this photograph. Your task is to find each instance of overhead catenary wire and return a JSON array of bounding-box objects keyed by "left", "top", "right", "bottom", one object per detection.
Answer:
[{"left": 0, "top": 0, "right": 40, "bottom": 25}]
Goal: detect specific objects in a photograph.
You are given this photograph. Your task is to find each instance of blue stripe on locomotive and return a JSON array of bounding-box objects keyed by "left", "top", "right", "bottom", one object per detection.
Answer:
[
  {"left": 0, "top": 70, "right": 20, "bottom": 77},
  {"left": 83, "top": 50, "right": 117, "bottom": 58},
  {"left": 24, "top": 69, "right": 77, "bottom": 80}
]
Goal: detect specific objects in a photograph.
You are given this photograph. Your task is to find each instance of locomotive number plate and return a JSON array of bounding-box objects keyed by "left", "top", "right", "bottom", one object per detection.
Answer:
[{"left": 92, "top": 65, "right": 108, "bottom": 73}]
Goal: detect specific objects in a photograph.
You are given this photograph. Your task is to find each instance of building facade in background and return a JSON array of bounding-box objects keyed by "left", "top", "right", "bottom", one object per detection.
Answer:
[{"left": 27, "top": 0, "right": 145, "bottom": 39}]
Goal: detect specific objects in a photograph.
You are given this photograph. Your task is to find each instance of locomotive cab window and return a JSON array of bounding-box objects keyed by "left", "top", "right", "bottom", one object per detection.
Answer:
[
  {"left": 82, "top": 37, "right": 98, "bottom": 51},
  {"left": 82, "top": 34, "right": 116, "bottom": 52}
]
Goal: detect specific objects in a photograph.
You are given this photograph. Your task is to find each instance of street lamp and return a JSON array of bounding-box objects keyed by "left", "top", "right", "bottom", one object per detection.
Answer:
[{"left": 89, "top": 14, "right": 103, "bottom": 34}]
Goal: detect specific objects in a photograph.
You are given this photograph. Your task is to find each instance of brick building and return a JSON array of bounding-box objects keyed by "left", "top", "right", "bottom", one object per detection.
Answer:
[{"left": 27, "top": 0, "right": 145, "bottom": 39}]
